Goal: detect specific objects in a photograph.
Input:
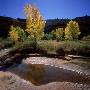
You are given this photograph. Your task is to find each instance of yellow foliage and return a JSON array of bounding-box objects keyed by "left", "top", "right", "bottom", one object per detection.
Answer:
[
  {"left": 24, "top": 4, "right": 45, "bottom": 40},
  {"left": 8, "top": 26, "right": 19, "bottom": 43},
  {"left": 55, "top": 28, "right": 64, "bottom": 37},
  {"left": 65, "top": 21, "right": 80, "bottom": 40},
  {"left": 51, "top": 28, "right": 64, "bottom": 41}
]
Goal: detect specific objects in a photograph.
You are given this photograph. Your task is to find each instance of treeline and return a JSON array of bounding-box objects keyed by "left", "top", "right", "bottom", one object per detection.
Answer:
[
  {"left": 0, "top": 16, "right": 26, "bottom": 37},
  {"left": 45, "top": 16, "right": 90, "bottom": 39},
  {"left": 0, "top": 15, "right": 90, "bottom": 38}
]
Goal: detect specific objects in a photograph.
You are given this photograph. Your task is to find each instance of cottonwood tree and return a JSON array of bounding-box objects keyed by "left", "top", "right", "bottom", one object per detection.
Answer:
[
  {"left": 65, "top": 21, "right": 80, "bottom": 40},
  {"left": 51, "top": 28, "right": 64, "bottom": 41},
  {"left": 24, "top": 4, "right": 45, "bottom": 41},
  {"left": 9, "top": 26, "right": 19, "bottom": 43},
  {"left": 9, "top": 26, "right": 27, "bottom": 43}
]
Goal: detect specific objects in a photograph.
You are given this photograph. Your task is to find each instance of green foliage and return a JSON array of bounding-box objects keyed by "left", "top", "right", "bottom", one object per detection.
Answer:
[
  {"left": 65, "top": 21, "right": 80, "bottom": 40},
  {"left": 9, "top": 26, "right": 27, "bottom": 43},
  {"left": 16, "top": 26, "right": 27, "bottom": 42},
  {"left": 10, "top": 41, "right": 35, "bottom": 54},
  {"left": 60, "top": 41, "right": 90, "bottom": 56},
  {"left": 38, "top": 40, "right": 62, "bottom": 54},
  {"left": 5, "top": 39, "right": 90, "bottom": 57},
  {"left": 51, "top": 28, "right": 64, "bottom": 41},
  {"left": 42, "top": 34, "right": 53, "bottom": 40}
]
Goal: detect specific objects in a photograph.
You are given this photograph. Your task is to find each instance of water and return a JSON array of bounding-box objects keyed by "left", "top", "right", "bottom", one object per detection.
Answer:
[{"left": 8, "top": 63, "right": 90, "bottom": 86}]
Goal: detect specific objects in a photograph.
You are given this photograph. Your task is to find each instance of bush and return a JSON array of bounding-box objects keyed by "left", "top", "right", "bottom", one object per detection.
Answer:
[
  {"left": 7, "top": 40, "right": 90, "bottom": 57},
  {"left": 82, "top": 35, "right": 90, "bottom": 41},
  {"left": 10, "top": 40, "right": 46, "bottom": 54},
  {"left": 56, "top": 47, "right": 65, "bottom": 56},
  {"left": 42, "top": 34, "right": 53, "bottom": 40},
  {"left": 0, "top": 38, "right": 13, "bottom": 50},
  {"left": 37, "top": 40, "right": 61, "bottom": 54},
  {"left": 60, "top": 41, "right": 90, "bottom": 56},
  {"left": 51, "top": 28, "right": 64, "bottom": 41}
]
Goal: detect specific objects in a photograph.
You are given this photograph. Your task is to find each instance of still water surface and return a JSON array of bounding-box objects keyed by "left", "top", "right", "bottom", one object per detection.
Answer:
[{"left": 8, "top": 62, "right": 90, "bottom": 86}]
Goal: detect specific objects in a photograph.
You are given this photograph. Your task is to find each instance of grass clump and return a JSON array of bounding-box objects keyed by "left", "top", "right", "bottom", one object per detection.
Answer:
[
  {"left": 0, "top": 37, "right": 90, "bottom": 57},
  {"left": 37, "top": 40, "right": 62, "bottom": 54},
  {"left": 0, "top": 38, "right": 13, "bottom": 50}
]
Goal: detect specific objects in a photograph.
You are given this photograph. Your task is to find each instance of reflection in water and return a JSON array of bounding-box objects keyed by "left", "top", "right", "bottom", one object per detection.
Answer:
[
  {"left": 25, "top": 64, "right": 44, "bottom": 85},
  {"left": 8, "top": 63, "right": 90, "bottom": 86},
  {"left": 9, "top": 64, "right": 44, "bottom": 85}
]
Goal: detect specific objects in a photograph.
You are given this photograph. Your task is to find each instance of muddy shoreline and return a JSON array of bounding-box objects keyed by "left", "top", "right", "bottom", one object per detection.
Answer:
[
  {"left": 0, "top": 70, "right": 89, "bottom": 90},
  {"left": 0, "top": 56, "right": 90, "bottom": 90},
  {"left": 0, "top": 49, "right": 90, "bottom": 90}
]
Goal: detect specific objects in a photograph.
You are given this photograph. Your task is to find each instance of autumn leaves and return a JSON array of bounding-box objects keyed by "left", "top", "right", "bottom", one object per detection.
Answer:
[
  {"left": 9, "top": 4, "right": 45, "bottom": 43},
  {"left": 8, "top": 4, "right": 80, "bottom": 43}
]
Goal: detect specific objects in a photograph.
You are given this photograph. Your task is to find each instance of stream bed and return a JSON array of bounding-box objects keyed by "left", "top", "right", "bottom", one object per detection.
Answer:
[{"left": 7, "top": 57, "right": 90, "bottom": 86}]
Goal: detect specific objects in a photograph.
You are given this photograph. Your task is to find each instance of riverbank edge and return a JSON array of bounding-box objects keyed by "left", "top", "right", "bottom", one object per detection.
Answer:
[{"left": 0, "top": 47, "right": 90, "bottom": 69}]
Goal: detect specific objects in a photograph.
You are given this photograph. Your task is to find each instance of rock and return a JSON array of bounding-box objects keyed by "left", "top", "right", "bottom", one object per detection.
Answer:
[{"left": 64, "top": 56, "right": 72, "bottom": 61}]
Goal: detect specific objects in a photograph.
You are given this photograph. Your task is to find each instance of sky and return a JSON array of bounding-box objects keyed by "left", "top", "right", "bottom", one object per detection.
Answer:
[{"left": 0, "top": 0, "right": 90, "bottom": 19}]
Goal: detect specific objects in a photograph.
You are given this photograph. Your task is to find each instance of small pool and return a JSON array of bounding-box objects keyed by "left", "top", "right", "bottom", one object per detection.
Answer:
[{"left": 8, "top": 62, "right": 90, "bottom": 86}]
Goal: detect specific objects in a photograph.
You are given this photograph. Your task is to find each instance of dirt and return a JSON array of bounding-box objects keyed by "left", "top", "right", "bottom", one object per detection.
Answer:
[
  {"left": 0, "top": 56, "right": 90, "bottom": 90},
  {"left": 0, "top": 48, "right": 12, "bottom": 58},
  {"left": 0, "top": 51, "right": 90, "bottom": 90},
  {"left": 23, "top": 57, "right": 90, "bottom": 75},
  {"left": 0, "top": 71, "right": 90, "bottom": 90}
]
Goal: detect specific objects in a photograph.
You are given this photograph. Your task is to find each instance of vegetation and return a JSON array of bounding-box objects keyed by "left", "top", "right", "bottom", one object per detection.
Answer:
[
  {"left": 0, "top": 16, "right": 90, "bottom": 38},
  {"left": 7, "top": 40, "right": 89, "bottom": 57},
  {"left": 16, "top": 26, "right": 27, "bottom": 42},
  {"left": 65, "top": 21, "right": 80, "bottom": 40},
  {"left": 24, "top": 4, "right": 45, "bottom": 41},
  {"left": 8, "top": 26, "right": 27, "bottom": 43},
  {"left": 0, "top": 4, "right": 90, "bottom": 57},
  {"left": 82, "top": 35, "right": 90, "bottom": 41},
  {"left": 42, "top": 34, "right": 53, "bottom": 40},
  {"left": 51, "top": 28, "right": 64, "bottom": 41},
  {"left": 43, "top": 21, "right": 80, "bottom": 41},
  {"left": 0, "top": 38, "right": 13, "bottom": 50},
  {"left": 8, "top": 26, "right": 19, "bottom": 43}
]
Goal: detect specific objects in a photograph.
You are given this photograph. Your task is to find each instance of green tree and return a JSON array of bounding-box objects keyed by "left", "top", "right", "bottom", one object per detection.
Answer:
[
  {"left": 24, "top": 4, "right": 45, "bottom": 41},
  {"left": 65, "top": 21, "right": 80, "bottom": 40},
  {"left": 16, "top": 26, "right": 27, "bottom": 42}
]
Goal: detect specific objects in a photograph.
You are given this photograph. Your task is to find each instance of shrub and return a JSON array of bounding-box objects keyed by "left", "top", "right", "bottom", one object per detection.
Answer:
[
  {"left": 37, "top": 40, "right": 61, "bottom": 54},
  {"left": 60, "top": 41, "right": 90, "bottom": 56},
  {"left": 82, "top": 35, "right": 90, "bottom": 41},
  {"left": 0, "top": 38, "right": 13, "bottom": 50},
  {"left": 16, "top": 26, "right": 27, "bottom": 42},
  {"left": 42, "top": 34, "right": 53, "bottom": 40},
  {"left": 51, "top": 28, "right": 64, "bottom": 41}
]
